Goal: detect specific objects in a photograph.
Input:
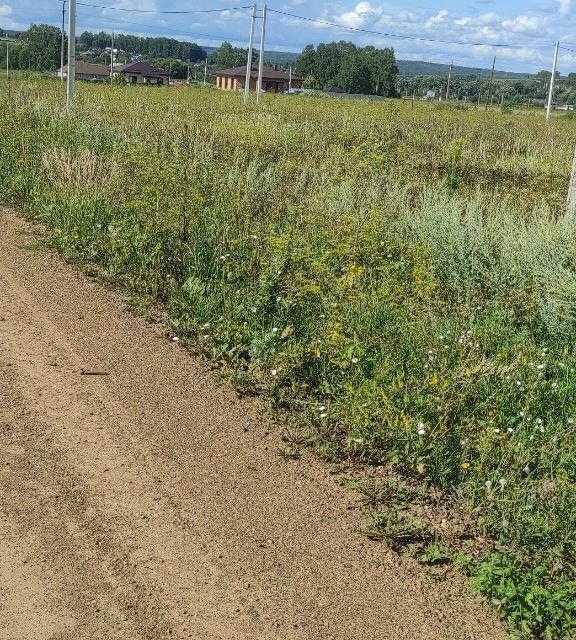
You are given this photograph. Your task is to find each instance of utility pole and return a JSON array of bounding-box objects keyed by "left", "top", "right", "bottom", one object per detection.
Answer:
[
  {"left": 186, "top": 61, "right": 191, "bottom": 84},
  {"left": 288, "top": 65, "right": 292, "bottom": 92},
  {"left": 203, "top": 58, "right": 207, "bottom": 86},
  {"left": 60, "top": 0, "right": 66, "bottom": 81},
  {"left": 256, "top": 4, "right": 267, "bottom": 105},
  {"left": 5, "top": 41, "right": 8, "bottom": 78},
  {"left": 110, "top": 30, "right": 115, "bottom": 83},
  {"left": 244, "top": 4, "right": 257, "bottom": 104},
  {"left": 546, "top": 41, "right": 560, "bottom": 121},
  {"left": 66, "top": 0, "right": 76, "bottom": 107},
  {"left": 567, "top": 143, "right": 576, "bottom": 212},
  {"left": 484, "top": 56, "right": 496, "bottom": 111},
  {"left": 445, "top": 60, "right": 453, "bottom": 101}
]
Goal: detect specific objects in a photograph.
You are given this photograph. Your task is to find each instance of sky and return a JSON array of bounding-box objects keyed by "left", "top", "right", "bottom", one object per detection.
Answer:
[{"left": 2, "top": 0, "right": 576, "bottom": 73}]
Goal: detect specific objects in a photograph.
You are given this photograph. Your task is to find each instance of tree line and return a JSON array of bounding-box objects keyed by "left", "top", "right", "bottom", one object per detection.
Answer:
[
  {"left": 0, "top": 24, "right": 207, "bottom": 72},
  {"left": 295, "top": 41, "right": 399, "bottom": 96},
  {"left": 397, "top": 70, "right": 576, "bottom": 106},
  {"left": 77, "top": 31, "right": 206, "bottom": 63}
]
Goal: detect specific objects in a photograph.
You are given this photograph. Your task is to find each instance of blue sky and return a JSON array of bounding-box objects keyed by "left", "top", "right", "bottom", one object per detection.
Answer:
[{"left": 3, "top": 0, "right": 576, "bottom": 73}]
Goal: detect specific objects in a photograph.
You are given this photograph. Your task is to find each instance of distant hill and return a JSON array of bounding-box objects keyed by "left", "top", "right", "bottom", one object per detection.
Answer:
[
  {"left": 397, "top": 59, "right": 532, "bottom": 79},
  {"left": 202, "top": 46, "right": 299, "bottom": 66}
]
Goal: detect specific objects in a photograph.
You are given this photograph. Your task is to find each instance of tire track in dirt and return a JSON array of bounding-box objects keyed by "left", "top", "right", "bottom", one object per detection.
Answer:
[{"left": 0, "top": 208, "right": 506, "bottom": 640}]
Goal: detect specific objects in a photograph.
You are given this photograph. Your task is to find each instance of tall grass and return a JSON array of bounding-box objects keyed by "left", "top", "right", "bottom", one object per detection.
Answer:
[{"left": 2, "top": 76, "right": 576, "bottom": 638}]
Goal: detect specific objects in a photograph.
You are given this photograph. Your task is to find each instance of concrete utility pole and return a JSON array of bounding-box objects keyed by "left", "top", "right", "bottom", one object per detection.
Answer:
[
  {"left": 546, "top": 41, "right": 560, "bottom": 121},
  {"left": 66, "top": 0, "right": 76, "bottom": 107},
  {"left": 567, "top": 143, "right": 576, "bottom": 212},
  {"left": 203, "top": 58, "right": 207, "bottom": 86},
  {"left": 244, "top": 4, "right": 257, "bottom": 104},
  {"left": 256, "top": 4, "right": 267, "bottom": 105},
  {"left": 484, "top": 56, "right": 496, "bottom": 111},
  {"left": 5, "top": 41, "right": 8, "bottom": 78},
  {"left": 445, "top": 60, "right": 453, "bottom": 101},
  {"left": 60, "top": 0, "right": 66, "bottom": 81},
  {"left": 288, "top": 65, "right": 292, "bottom": 92},
  {"left": 110, "top": 30, "right": 115, "bottom": 83}
]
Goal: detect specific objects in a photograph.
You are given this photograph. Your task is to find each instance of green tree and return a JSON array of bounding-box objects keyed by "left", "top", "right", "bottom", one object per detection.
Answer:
[
  {"left": 295, "top": 44, "right": 316, "bottom": 78},
  {"left": 294, "top": 40, "right": 398, "bottom": 96},
  {"left": 212, "top": 41, "right": 255, "bottom": 68},
  {"left": 337, "top": 51, "right": 371, "bottom": 94},
  {"left": 20, "top": 24, "right": 63, "bottom": 71},
  {"left": 362, "top": 46, "right": 398, "bottom": 97}
]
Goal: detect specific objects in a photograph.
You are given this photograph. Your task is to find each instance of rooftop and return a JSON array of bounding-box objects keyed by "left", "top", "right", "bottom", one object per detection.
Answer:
[
  {"left": 115, "top": 61, "right": 170, "bottom": 77},
  {"left": 61, "top": 61, "right": 110, "bottom": 76}
]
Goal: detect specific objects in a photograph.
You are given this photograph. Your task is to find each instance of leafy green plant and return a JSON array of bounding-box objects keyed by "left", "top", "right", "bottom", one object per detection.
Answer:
[{"left": 472, "top": 553, "right": 576, "bottom": 639}]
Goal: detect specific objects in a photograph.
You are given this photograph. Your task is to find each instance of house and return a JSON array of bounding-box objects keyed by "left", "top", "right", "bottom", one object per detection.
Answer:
[
  {"left": 115, "top": 61, "right": 170, "bottom": 85},
  {"left": 213, "top": 65, "right": 303, "bottom": 93},
  {"left": 58, "top": 61, "right": 110, "bottom": 82}
]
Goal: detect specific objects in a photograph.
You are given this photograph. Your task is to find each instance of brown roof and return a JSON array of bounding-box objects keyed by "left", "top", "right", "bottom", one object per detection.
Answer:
[
  {"left": 62, "top": 61, "right": 110, "bottom": 76},
  {"left": 116, "top": 61, "right": 170, "bottom": 77},
  {"left": 214, "top": 65, "right": 302, "bottom": 81}
]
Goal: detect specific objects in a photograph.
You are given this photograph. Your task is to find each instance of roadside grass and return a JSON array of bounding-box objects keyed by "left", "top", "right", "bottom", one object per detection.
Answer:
[{"left": 2, "top": 76, "right": 576, "bottom": 638}]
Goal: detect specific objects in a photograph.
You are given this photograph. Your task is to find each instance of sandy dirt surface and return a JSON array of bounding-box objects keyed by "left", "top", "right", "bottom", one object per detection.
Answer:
[{"left": 0, "top": 208, "right": 507, "bottom": 640}]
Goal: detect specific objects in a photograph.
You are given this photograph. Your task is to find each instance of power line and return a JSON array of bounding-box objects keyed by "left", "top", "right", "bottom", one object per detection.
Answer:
[
  {"left": 267, "top": 8, "right": 553, "bottom": 51},
  {"left": 58, "top": 1, "right": 252, "bottom": 14},
  {"left": 74, "top": 15, "right": 251, "bottom": 45}
]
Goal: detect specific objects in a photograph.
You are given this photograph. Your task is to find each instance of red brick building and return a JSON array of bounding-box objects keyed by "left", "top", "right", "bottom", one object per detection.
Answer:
[{"left": 214, "top": 65, "right": 303, "bottom": 93}]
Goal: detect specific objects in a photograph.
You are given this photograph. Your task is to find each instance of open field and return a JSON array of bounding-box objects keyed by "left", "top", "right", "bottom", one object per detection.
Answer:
[{"left": 2, "top": 76, "right": 576, "bottom": 638}]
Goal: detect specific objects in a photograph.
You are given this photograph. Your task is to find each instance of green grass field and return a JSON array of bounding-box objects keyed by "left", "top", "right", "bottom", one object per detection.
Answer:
[{"left": 2, "top": 75, "right": 576, "bottom": 638}]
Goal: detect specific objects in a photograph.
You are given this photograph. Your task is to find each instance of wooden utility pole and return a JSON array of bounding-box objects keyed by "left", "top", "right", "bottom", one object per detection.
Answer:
[
  {"left": 244, "top": 4, "right": 257, "bottom": 103},
  {"left": 66, "top": 0, "right": 76, "bottom": 107},
  {"left": 484, "top": 56, "right": 496, "bottom": 111},
  {"left": 256, "top": 4, "right": 267, "bottom": 104}
]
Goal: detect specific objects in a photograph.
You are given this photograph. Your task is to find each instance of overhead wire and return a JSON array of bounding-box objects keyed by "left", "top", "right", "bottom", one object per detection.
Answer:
[
  {"left": 267, "top": 8, "right": 554, "bottom": 51},
  {"left": 57, "top": 1, "right": 252, "bottom": 14}
]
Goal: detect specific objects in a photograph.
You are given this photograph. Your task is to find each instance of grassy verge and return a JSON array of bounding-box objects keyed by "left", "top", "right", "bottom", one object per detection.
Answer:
[{"left": 2, "top": 76, "right": 576, "bottom": 638}]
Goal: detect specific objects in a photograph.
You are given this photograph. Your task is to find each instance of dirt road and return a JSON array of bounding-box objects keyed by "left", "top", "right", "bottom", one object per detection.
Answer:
[{"left": 0, "top": 209, "right": 506, "bottom": 640}]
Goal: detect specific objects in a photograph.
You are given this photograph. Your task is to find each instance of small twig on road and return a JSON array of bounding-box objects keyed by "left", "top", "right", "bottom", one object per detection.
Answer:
[{"left": 80, "top": 369, "right": 110, "bottom": 376}]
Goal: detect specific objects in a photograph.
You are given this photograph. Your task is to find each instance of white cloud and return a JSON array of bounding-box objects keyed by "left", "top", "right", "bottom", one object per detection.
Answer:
[
  {"left": 336, "top": 2, "right": 382, "bottom": 29},
  {"left": 0, "top": 4, "right": 12, "bottom": 16},
  {"left": 425, "top": 9, "right": 448, "bottom": 29},
  {"left": 501, "top": 15, "right": 542, "bottom": 34}
]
